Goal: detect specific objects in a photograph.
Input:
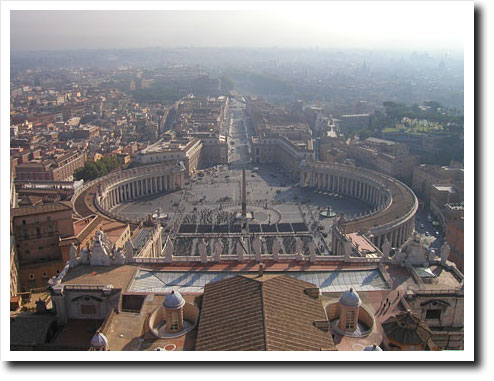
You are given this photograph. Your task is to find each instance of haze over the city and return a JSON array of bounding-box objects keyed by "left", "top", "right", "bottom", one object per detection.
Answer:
[{"left": 10, "top": 3, "right": 466, "bottom": 53}]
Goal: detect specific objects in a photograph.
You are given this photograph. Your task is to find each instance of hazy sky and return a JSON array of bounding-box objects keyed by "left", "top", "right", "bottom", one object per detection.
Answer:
[{"left": 10, "top": 2, "right": 470, "bottom": 52}]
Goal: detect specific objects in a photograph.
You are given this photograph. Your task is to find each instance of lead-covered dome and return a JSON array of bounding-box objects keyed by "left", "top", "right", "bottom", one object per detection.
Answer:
[
  {"left": 339, "top": 288, "right": 361, "bottom": 307},
  {"left": 364, "top": 344, "right": 383, "bottom": 351},
  {"left": 163, "top": 290, "right": 185, "bottom": 310},
  {"left": 90, "top": 331, "right": 109, "bottom": 348}
]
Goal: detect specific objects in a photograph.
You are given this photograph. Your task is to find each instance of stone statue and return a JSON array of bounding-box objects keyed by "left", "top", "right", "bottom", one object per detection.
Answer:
[
  {"left": 198, "top": 239, "right": 208, "bottom": 264},
  {"left": 69, "top": 243, "right": 77, "bottom": 261},
  {"left": 344, "top": 240, "right": 352, "bottom": 261},
  {"left": 164, "top": 239, "right": 174, "bottom": 263},
  {"left": 295, "top": 238, "right": 303, "bottom": 261},
  {"left": 440, "top": 242, "right": 451, "bottom": 265},
  {"left": 236, "top": 239, "right": 245, "bottom": 262},
  {"left": 90, "top": 231, "right": 111, "bottom": 266},
  {"left": 272, "top": 237, "right": 281, "bottom": 261},
  {"left": 308, "top": 241, "right": 316, "bottom": 263},
  {"left": 252, "top": 237, "right": 262, "bottom": 262},
  {"left": 382, "top": 238, "right": 391, "bottom": 261},
  {"left": 124, "top": 239, "right": 135, "bottom": 263},
  {"left": 214, "top": 239, "right": 223, "bottom": 262}
]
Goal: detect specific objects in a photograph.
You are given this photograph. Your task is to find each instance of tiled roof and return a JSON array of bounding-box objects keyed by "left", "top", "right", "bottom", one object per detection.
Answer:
[
  {"left": 11, "top": 201, "right": 72, "bottom": 218},
  {"left": 195, "top": 274, "right": 335, "bottom": 351}
]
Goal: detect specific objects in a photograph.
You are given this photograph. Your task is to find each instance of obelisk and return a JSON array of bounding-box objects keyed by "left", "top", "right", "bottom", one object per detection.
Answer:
[{"left": 241, "top": 168, "right": 247, "bottom": 216}]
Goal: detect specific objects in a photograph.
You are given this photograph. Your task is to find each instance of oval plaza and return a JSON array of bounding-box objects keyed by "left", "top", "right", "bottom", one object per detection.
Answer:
[{"left": 56, "top": 97, "right": 463, "bottom": 352}]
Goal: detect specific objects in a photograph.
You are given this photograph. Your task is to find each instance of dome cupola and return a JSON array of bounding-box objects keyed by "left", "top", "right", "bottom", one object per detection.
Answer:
[
  {"left": 163, "top": 290, "right": 185, "bottom": 310},
  {"left": 364, "top": 344, "right": 383, "bottom": 351},
  {"left": 90, "top": 330, "right": 109, "bottom": 350},
  {"left": 339, "top": 288, "right": 362, "bottom": 307}
]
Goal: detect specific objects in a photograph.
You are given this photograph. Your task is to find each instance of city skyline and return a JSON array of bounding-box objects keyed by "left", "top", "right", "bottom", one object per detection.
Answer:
[{"left": 10, "top": 2, "right": 467, "bottom": 53}]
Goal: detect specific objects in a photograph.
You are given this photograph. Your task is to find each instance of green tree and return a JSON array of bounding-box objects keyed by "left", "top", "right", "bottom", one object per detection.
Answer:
[{"left": 74, "top": 157, "right": 121, "bottom": 181}]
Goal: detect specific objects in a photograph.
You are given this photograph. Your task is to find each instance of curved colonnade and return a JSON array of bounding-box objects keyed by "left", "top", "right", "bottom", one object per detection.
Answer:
[
  {"left": 73, "top": 163, "right": 186, "bottom": 223},
  {"left": 300, "top": 161, "right": 418, "bottom": 250}
]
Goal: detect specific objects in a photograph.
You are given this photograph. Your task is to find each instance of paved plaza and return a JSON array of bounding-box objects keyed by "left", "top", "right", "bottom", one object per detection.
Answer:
[
  {"left": 112, "top": 164, "right": 373, "bottom": 231},
  {"left": 112, "top": 97, "right": 374, "bottom": 255}
]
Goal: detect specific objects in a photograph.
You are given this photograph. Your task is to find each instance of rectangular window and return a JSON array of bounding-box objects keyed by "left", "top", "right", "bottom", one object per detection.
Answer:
[
  {"left": 345, "top": 310, "right": 356, "bottom": 330},
  {"left": 80, "top": 304, "right": 97, "bottom": 315},
  {"left": 426, "top": 309, "right": 441, "bottom": 320}
]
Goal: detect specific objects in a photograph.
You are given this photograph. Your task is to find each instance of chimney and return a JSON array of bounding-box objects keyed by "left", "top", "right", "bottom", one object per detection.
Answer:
[{"left": 258, "top": 262, "right": 264, "bottom": 277}]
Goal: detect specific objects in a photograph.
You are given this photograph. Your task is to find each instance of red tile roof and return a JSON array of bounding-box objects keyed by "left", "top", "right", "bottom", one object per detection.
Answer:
[{"left": 195, "top": 274, "right": 335, "bottom": 351}]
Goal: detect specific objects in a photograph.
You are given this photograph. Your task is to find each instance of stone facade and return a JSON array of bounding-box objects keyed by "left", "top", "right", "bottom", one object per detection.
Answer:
[
  {"left": 251, "top": 134, "right": 314, "bottom": 177},
  {"left": 412, "top": 164, "right": 464, "bottom": 202},
  {"left": 134, "top": 137, "right": 201, "bottom": 176},
  {"left": 15, "top": 150, "right": 85, "bottom": 182},
  {"left": 11, "top": 202, "right": 75, "bottom": 291}
]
